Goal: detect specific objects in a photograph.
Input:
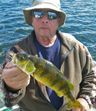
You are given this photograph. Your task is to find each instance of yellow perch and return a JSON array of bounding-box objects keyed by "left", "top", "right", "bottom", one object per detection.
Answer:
[{"left": 12, "top": 53, "right": 83, "bottom": 110}]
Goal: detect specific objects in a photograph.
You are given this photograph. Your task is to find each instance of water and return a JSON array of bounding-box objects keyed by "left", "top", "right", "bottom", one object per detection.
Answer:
[
  {"left": 60, "top": 0, "right": 96, "bottom": 60},
  {"left": 0, "top": 0, "right": 96, "bottom": 110},
  {"left": 0, "top": 0, "right": 96, "bottom": 64}
]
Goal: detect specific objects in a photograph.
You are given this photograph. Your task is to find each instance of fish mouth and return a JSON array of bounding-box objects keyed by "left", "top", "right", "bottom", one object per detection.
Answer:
[{"left": 12, "top": 53, "right": 17, "bottom": 66}]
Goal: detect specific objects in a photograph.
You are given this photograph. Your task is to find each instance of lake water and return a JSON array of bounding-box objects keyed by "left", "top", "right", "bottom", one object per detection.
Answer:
[{"left": 0, "top": 0, "right": 96, "bottom": 65}]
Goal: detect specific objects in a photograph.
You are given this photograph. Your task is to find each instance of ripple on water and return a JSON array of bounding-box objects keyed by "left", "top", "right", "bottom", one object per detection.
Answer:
[{"left": 0, "top": 0, "right": 96, "bottom": 64}]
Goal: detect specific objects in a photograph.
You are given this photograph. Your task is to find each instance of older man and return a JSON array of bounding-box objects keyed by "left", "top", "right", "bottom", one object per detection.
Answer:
[{"left": 0, "top": 0, "right": 95, "bottom": 111}]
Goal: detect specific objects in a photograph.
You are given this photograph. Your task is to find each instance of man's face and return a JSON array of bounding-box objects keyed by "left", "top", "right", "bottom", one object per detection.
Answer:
[{"left": 30, "top": 9, "right": 61, "bottom": 38}]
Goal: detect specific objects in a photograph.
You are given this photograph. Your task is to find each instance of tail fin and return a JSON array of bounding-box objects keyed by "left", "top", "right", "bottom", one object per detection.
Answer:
[{"left": 67, "top": 99, "right": 83, "bottom": 110}]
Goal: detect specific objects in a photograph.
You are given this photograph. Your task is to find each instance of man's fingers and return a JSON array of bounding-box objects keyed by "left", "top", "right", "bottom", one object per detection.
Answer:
[
  {"left": 2, "top": 66, "right": 22, "bottom": 79},
  {"left": 5, "top": 61, "right": 13, "bottom": 69}
]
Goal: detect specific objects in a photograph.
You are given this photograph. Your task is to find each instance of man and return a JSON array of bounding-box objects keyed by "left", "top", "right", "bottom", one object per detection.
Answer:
[{"left": 0, "top": 0, "right": 95, "bottom": 111}]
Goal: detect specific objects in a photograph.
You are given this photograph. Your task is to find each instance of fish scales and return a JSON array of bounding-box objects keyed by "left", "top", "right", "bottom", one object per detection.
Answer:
[
  {"left": 12, "top": 53, "right": 83, "bottom": 110},
  {"left": 25, "top": 55, "right": 73, "bottom": 100},
  {"left": 33, "top": 58, "right": 68, "bottom": 93},
  {"left": 32, "top": 57, "right": 62, "bottom": 88}
]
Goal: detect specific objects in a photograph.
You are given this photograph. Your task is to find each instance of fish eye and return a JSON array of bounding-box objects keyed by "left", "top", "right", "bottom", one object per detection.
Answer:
[
  {"left": 20, "top": 56, "right": 24, "bottom": 60},
  {"left": 16, "top": 54, "right": 24, "bottom": 60}
]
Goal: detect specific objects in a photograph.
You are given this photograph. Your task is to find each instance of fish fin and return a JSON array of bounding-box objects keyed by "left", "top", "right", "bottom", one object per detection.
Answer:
[
  {"left": 37, "top": 80, "right": 45, "bottom": 86},
  {"left": 67, "top": 99, "right": 83, "bottom": 110},
  {"left": 56, "top": 92, "right": 63, "bottom": 97},
  {"left": 66, "top": 80, "right": 74, "bottom": 91}
]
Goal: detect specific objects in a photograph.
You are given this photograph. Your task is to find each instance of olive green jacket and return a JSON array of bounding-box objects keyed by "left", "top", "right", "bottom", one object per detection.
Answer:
[{"left": 0, "top": 30, "right": 95, "bottom": 111}]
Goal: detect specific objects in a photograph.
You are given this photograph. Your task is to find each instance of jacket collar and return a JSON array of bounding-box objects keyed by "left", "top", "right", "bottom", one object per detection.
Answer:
[{"left": 56, "top": 30, "right": 76, "bottom": 64}]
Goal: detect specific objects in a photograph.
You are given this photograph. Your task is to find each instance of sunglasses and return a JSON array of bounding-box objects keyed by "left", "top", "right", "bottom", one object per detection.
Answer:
[{"left": 32, "top": 10, "right": 59, "bottom": 20}]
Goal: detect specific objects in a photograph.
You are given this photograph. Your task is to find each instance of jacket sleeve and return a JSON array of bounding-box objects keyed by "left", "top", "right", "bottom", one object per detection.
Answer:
[
  {"left": 62, "top": 33, "right": 96, "bottom": 108},
  {"left": 77, "top": 45, "right": 96, "bottom": 108},
  {"left": 65, "top": 33, "right": 96, "bottom": 108},
  {"left": 66, "top": 33, "right": 96, "bottom": 108},
  {"left": 0, "top": 46, "right": 26, "bottom": 107},
  {"left": 85, "top": 47, "right": 96, "bottom": 108}
]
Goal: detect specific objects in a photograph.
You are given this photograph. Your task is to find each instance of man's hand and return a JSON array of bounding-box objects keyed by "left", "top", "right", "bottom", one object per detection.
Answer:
[
  {"left": 72, "top": 98, "right": 90, "bottom": 111},
  {"left": 2, "top": 61, "right": 30, "bottom": 91}
]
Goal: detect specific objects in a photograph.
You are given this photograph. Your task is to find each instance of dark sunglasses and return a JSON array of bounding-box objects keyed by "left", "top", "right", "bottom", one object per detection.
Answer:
[{"left": 32, "top": 10, "right": 59, "bottom": 20}]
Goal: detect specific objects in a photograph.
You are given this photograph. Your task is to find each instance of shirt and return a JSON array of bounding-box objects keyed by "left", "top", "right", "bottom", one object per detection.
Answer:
[{"left": 34, "top": 36, "right": 63, "bottom": 110}]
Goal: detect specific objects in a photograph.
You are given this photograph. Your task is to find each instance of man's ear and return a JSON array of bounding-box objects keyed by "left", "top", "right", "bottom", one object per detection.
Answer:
[{"left": 58, "top": 17, "right": 61, "bottom": 23}]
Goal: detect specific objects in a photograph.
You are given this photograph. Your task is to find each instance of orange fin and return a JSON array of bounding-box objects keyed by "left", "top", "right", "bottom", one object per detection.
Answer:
[
  {"left": 56, "top": 92, "right": 63, "bottom": 97},
  {"left": 37, "top": 80, "right": 45, "bottom": 86}
]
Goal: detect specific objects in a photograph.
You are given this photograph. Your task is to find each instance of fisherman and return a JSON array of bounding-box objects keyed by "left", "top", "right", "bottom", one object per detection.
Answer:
[{"left": 0, "top": 0, "right": 96, "bottom": 111}]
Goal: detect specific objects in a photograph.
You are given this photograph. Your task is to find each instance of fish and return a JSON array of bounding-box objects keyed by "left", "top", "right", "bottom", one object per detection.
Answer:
[{"left": 12, "top": 53, "right": 83, "bottom": 110}]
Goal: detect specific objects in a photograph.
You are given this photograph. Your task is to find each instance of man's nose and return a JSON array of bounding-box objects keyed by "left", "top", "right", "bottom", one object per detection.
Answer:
[{"left": 42, "top": 14, "right": 48, "bottom": 23}]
